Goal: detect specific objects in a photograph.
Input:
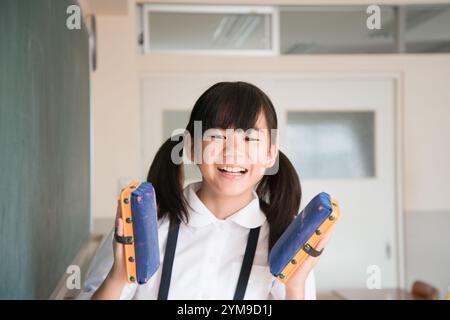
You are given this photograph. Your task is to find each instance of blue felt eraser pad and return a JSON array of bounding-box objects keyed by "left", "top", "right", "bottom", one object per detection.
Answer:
[
  {"left": 269, "top": 192, "right": 334, "bottom": 279},
  {"left": 130, "top": 182, "right": 160, "bottom": 284}
]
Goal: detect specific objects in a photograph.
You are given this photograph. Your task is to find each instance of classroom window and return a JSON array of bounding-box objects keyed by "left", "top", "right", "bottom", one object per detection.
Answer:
[
  {"left": 405, "top": 4, "right": 450, "bottom": 53},
  {"left": 142, "top": 5, "right": 277, "bottom": 54},
  {"left": 140, "top": 4, "right": 450, "bottom": 54},
  {"left": 279, "top": 6, "right": 397, "bottom": 54}
]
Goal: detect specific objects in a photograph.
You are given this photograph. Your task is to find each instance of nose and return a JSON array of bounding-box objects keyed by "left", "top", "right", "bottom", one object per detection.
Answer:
[{"left": 223, "top": 131, "right": 246, "bottom": 163}]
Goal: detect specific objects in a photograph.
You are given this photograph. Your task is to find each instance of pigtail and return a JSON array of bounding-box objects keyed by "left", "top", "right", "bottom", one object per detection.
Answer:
[
  {"left": 257, "top": 151, "right": 301, "bottom": 250},
  {"left": 146, "top": 136, "right": 188, "bottom": 225}
]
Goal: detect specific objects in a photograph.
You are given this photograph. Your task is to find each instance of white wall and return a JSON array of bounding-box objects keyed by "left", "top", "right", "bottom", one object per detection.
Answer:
[{"left": 88, "top": 0, "right": 450, "bottom": 295}]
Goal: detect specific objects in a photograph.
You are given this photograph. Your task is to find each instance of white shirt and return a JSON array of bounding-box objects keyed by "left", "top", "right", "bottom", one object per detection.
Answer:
[{"left": 78, "top": 181, "right": 316, "bottom": 300}]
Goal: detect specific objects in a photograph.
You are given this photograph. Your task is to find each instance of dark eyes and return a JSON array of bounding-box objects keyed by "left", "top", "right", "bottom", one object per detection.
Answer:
[
  {"left": 210, "top": 134, "right": 225, "bottom": 140},
  {"left": 210, "top": 135, "right": 259, "bottom": 141},
  {"left": 244, "top": 136, "right": 260, "bottom": 142}
]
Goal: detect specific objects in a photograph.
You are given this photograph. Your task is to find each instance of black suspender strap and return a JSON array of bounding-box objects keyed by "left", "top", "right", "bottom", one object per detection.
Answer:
[
  {"left": 157, "top": 217, "right": 261, "bottom": 300},
  {"left": 233, "top": 226, "right": 261, "bottom": 300},
  {"left": 157, "top": 217, "right": 180, "bottom": 300}
]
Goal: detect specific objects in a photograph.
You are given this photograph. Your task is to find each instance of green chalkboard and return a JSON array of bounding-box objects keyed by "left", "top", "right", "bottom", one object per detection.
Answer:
[{"left": 0, "top": 0, "right": 90, "bottom": 299}]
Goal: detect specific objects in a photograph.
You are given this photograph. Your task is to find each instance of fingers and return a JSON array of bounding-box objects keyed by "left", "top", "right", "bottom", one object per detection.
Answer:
[
  {"left": 292, "top": 224, "right": 338, "bottom": 279},
  {"left": 113, "top": 215, "right": 124, "bottom": 250},
  {"left": 114, "top": 200, "right": 124, "bottom": 239},
  {"left": 315, "top": 224, "right": 337, "bottom": 251},
  {"left": 115, "top": 199, "right": 121, "bottom": 220},
  {"left": 113, "top": 217, "right": 124, "bottom": 261},
  {"left": 112, "top": 199, "right": 126, "bottom": 276},
  {"left": 114, "top": 199, "right": 124, "bottom": 237},
  {"left": 116, "top": 217, "right": 124, "bottom": 237}
]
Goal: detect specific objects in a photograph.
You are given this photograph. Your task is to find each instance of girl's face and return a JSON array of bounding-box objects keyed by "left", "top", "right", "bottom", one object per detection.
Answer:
[{"left": 196, "top": 112, "right": 278, "bottom": 197}]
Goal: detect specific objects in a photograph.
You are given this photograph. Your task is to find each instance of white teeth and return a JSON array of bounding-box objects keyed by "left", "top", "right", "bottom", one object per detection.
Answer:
[{"left": 218, "top": 166, "right": 247, "bottom": 173}]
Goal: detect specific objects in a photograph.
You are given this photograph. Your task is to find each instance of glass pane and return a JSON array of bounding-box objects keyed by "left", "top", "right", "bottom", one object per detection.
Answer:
[
  {"left": 147, "top": 11, "right": 272, "bottom": 51},
  {"left": 405, "top": 4, "right": 450, "bottom": 53},
  {"left": 280, "top": 6, "right": 396, "bottom": 54},
  {"left": 163, "top": 111, "right": 202, "bottom": 184},
  {"left": 286, "top": 112, "right": 375, "bottom": 178}
]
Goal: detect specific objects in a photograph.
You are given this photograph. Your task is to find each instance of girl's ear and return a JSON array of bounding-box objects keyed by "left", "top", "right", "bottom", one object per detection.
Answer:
[{"left": 266, "top": 143, "right": 279, "bottom": 168}]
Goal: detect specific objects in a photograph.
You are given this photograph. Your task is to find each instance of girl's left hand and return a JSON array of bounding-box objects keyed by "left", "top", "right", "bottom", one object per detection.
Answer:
[{"left": 284, "top": 224, "right": 336, "bottom": 299}]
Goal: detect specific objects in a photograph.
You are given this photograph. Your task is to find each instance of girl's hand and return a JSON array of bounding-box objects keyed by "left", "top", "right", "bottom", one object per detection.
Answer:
[
  {"left": 91, "top": 200, "right": 128, "bottom": 299},
  {"left": 109, "top": 200, "right": 128, "bottom": 283},
  {"left": 284, "top": 224, "right": 336, "bottom": 299}
]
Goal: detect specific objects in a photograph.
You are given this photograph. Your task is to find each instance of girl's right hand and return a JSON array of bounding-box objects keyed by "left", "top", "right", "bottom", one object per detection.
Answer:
[
  {"left": 91, "top": 200, "right": 129, "bottom": 299},
  {"left": 109, "top": 200, "right": 128, "bottom": 283}
]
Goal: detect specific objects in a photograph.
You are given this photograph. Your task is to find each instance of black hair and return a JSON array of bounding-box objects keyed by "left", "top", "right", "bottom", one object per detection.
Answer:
[{"left": 147, "top": 81, "right": 301, "bottom": 250}]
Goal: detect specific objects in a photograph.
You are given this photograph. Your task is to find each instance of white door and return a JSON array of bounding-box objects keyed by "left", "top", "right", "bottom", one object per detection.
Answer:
[{"left": 141, "top": 73, "right": 400, "bottom": 291}]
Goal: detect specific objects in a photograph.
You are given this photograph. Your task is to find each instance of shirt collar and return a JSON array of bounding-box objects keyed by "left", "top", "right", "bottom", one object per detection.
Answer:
[{"left": 183, "top": 181, "right": 266, "bottom": 229}]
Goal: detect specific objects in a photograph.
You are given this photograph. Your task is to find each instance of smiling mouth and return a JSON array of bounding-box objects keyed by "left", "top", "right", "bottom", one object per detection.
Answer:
[{"left": 217, "top": 166, "right": 248, "bottom": 175}]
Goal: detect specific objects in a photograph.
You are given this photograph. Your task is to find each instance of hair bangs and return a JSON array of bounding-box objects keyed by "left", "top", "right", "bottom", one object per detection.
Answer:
[{"left": 188, "top": 82, "right": 276, "bottom": 134}]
